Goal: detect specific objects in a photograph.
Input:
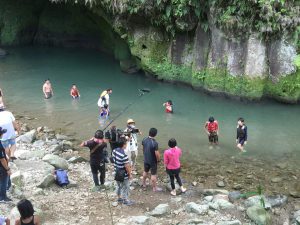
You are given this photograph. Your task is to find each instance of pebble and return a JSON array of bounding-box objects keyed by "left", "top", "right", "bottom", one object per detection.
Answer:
[
  {"left": 217, "top": 181, "right": 225, "bottom": 187},
  {"left": 271, "top": 177, "right": 283, "bottom": 183}
]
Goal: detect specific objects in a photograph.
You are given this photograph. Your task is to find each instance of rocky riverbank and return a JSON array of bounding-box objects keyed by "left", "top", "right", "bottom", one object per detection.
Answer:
[{"left": 0, "top": 120, "right": 299, "bottom": 225}]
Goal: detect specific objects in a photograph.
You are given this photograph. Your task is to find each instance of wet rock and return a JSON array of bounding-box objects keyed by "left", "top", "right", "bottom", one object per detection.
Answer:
[
  {"left": 42, "top": 154, "right": 69, "bottom": 170},
  {"left": 185, "top": 202, "right": 209, "bottom": 215},
  {"left": 271, "top": 177, "right": 282, "bottom": 183},
  {"left": 68, "top": 156, "right": 87, "bottom": 163},
  {"left": 246, "top": 205, "right": 271, "bottom": 225},
  {"left": 228, "top": 191, "right": 241, "bottom": 203},
  {"left": 11, "top": 171, "right": 24, "bottom": 187},
  {"left": 216, "top": 220, "right": 241, "bottom": 225},
  {"left": 37, "top": 174, "right": 55, "bottom": 188},
  {"left": 16, "top": 129, "right": 37, "bottom": 143},
  {"left": 203, "top": 189, "right": 229, "bottom": 196},
  {"left": 149, "top": 204, "right": 170, "bottom": 217},
  {"left": 130, "top": 216, "right": 150, "bottom": 224},
  {"left": 266, "top": 195, "right": 288, "bottom": 207},
  {"left": 217, "top": 181, "right": 225, "bottom": 187}
]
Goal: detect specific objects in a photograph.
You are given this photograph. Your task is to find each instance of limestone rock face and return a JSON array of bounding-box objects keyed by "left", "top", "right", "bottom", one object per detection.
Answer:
[
  {"left": 244, "top": 35, "right": 268, "bottom": 78},
  {"left": 268, "top": 38, "right": 297, "bottom": 79}
]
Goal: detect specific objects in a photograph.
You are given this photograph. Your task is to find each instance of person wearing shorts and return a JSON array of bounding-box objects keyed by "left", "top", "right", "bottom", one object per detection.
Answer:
[
  {"left": 204, "top": 116, "right": 219, "bottom": 146},
  {"left": 142, "top": 128, "right": 161, "bottom": 192},
  {"left": 0, "top": 107, "right": 19, "bottom": 161}
]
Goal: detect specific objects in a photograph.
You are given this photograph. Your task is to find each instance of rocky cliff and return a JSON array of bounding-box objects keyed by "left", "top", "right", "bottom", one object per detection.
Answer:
[{"left": 0, "top": 0, "right": 299, "bottom": 103}]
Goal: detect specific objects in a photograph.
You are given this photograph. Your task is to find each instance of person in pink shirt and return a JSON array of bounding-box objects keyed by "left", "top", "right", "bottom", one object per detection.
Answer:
[{"left": 164, "top": 138, "right": 187, "bottom": 196}]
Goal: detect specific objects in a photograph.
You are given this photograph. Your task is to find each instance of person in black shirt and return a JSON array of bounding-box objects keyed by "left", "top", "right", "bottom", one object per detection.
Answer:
[
  {"left": 0, "top": 127, "right": 12, "bottom": 202},
  {"left": 80, "top": 130, "right": 107, "bottom": 191},
  {"left": 142, "top": 128, "right": 162, "bottom": 192},
  {"left": 236, "top": 117, "right": 248, "bottom": 153}
]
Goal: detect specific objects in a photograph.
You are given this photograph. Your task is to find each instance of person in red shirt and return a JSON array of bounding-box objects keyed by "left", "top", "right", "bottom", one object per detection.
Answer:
[
  {"left": 204, "top": 116, "right": 219, "bottom": 146},
  {"left": 70, "top": 84, "right": 80, "bottom": 99},
  {"left": 163, "top": 100, "right": 173, "bottom": 113}
]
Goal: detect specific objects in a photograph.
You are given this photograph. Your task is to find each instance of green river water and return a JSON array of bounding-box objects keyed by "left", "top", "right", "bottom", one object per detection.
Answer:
[{"left": 0, "top": 47, "right": 299, "bottom": 189}]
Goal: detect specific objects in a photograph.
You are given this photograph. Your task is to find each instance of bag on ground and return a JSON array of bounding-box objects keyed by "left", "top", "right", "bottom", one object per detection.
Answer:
[{"left": 55, "top": 169, "right": 70, "bottom": 187}]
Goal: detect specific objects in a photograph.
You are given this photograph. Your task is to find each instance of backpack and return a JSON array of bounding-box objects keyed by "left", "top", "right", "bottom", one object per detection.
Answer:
[{"left": 55, "top": 169, "right": 69, "bottom": 187}]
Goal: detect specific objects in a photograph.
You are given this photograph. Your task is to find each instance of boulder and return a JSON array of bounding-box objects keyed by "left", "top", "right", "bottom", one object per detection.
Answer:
[
  {"left": 42, "top": 154, "right": 69, "bottom": 170},
  {"left": 37, "top": 174, "right": 55, "bottom": 188},
  {"left": 185, "top": 202, "right": 209, "bottom": 215},
  {"left": 16, "top": 129, "right": 37, "bottom": 143},
  {"left": 11, "top": 171, "right": 24, "bottom": 187},
  {"left": 130, "top": 216, "right": 150, "bottom": 224},
  {"left": 149, "top": 204, "right": 170, "bottom": 217},
  {"left": 18, "top": 150, "right": 46, "bottom": 160},
  {"left": 61, "top": 140, "right": 73, "bottom": 150},
  {"left": 246, "top": 205, "right": 271, "bottom": 225},
  {"left": 266, "top": 195, "right": 288, "bottom": 208},
  {"left": 68, "top": 156, "right": 87, "bottom": 163},
  {"left": 212, "top": 199, "right": 234, "bottom": 210},
  {"left": 216, "top": 220, "right": 242, "bottom": 225}
]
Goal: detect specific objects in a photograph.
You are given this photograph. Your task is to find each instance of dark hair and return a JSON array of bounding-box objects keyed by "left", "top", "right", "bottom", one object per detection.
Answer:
[
  {"left": 168, "top": 138, "right": 177, "bottom": 148},
  {"left": 208, "top": 116, "right": 215, "bottom": 123},
  {"left": 94, "top": 130, "right": 104, "bottom": 139},
  {"left": 238, "top": 117, "right": 245, "bottom": 123},
  {"left": 117, "top": 137, "right": 127, "bottom": 148},
  {"left": 149, "top": 128, "right": 157, "bottom": 137},
  {"left": 103, "top": 104, "right": 108, "bottom": 109},
  {"left": 168, "top": 100, "right": 173, "bottom": 105},
  {"left": 17, "top": 199, "right": 34, "bottom": 219},
  {"left": 107, "top": 88, "right": 112, "bottom": 91}
]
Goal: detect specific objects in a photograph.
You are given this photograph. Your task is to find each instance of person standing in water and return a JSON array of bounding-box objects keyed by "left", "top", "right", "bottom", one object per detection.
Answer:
[
  {"left": 163, "top": 100, "right": 173, "bottom": 113},
  {"left": 70, "top": 84, "right": 80, "bottom": 99},
  {"left": 204, "top": 116, "right": 219, "bottom": 147},
  {"left": 236, "top": 117, "right": 248, "bottom": 153},
  {"left": 42, "top": 79, "right": 53, "bottom": 99},
  {"left": 98, "top": 88, "right": 112, "bottom": 110},
  {"left": 0, "top": 88, "right": 4, "bottom": 108}
]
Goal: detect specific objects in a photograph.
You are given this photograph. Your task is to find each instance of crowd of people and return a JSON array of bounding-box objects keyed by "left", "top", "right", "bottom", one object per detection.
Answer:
[{"left": 0, "top": 81, "right": 249, "bottom": 218}]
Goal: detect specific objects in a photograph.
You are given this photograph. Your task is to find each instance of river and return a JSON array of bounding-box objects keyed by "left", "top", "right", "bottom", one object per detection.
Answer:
[{"left": 1, "top": 47, "right": 299, "bottom": 193}]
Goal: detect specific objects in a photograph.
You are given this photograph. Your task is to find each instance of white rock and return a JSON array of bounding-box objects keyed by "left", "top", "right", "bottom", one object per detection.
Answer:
[
  {"left": 16, "top": 129, "right": 36, "bottom": 143},
  {"left": 130, "top": 216, "right": 150, "bottom": 224},
  {"left": 185, "top": 202, "right": 209, "bottom": 215},
  {"left": 149, "top": 204, "right": 170, "bottom": 217},
  {"left": 42, "top": 154, "right": 69, "bottom": 170}
]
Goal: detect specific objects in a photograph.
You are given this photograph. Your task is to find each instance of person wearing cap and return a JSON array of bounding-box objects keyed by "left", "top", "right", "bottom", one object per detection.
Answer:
[
  {"left": 124, "top": 119, "right": 141, "bottom": 172},
  {"left": 0, "top": 107, "right": 19, "bottom": 161},
  {"left": 0, "top": 127, "right": 12, "bottom": 202}
]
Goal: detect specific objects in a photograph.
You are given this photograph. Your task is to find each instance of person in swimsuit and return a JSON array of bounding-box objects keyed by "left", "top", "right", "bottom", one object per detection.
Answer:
[
  {"left": 70, "top": 84, "right": 80, "bottom": 99},
  {"left": 15, "top": 199, "right": 41, "bottom": 225},
  {"left": 42, "top": 79, "right": 53, "bottom": 99}
]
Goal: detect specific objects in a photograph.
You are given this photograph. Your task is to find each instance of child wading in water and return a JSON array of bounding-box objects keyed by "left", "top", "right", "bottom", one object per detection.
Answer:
[
  {"left": 236, "top": 117, "right": 248, "bottom": 153},
  {"left": 163, "top": 100, "right": 173, "bottom": 113},
  {"left": 204, "top": 116, "right": 219, "bottom": 148}
]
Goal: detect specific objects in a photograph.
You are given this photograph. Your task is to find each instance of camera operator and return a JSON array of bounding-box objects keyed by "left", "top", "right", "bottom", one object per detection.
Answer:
[{"left": 124, "top": 119, "right": 141, "bottom": 172}]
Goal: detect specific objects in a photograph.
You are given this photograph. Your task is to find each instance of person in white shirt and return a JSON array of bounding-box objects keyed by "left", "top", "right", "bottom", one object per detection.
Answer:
[{"left": 0, "top": 107, "right": 19, "bottom": 161}]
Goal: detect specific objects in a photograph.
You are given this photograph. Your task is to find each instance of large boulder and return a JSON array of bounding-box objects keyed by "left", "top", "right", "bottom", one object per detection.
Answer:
[
  {"left": 149, "top": 204, "right": 170, "bottom": 217},
  {"left": 185, "top": 202, "right": 209, "bottom": 215},
  {"left": 37, "top": 174, "right": 55, "bottom": 188},
  {"left": 246, "top": 205, "right": 271, "bottom": 225},
  {"left": 16, "top": 129, "right": 37, "bottom": 143},
  {"left": 18, "top": 150, "right": 46, "bottom": 160},
  {"left": 42, "top": 154, "right": 69, "bottom": 170}
]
